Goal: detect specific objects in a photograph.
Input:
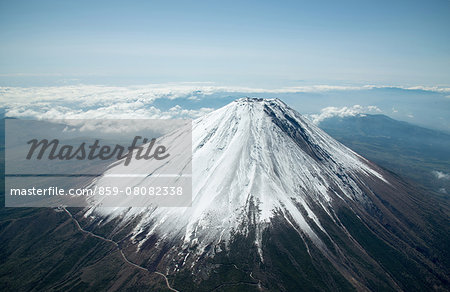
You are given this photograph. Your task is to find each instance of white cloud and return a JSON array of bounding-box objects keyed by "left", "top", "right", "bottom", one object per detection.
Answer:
[
  {"left": 0, "top": 84, "right": 210, "bottom": 108},
  {"left": 0, "top": 84, "right": 219, "bottom": 120},
  {"left": 0, "top": 83, "right": 447, "bottom": 121},
  {"left": 432, "top": 171, "right": 450, "bottom": 180},
  {"left": 1, "top": 83, "right": 449, "bottom": 108},
  {"left": 395, "top": 86, "right": 450, "bottom": 93},
  {"left": 307, "top": 105, "right": 382, "bottom": 124},
  {"left": 5, "top": 101, "right": 214, "bottom": 120}
]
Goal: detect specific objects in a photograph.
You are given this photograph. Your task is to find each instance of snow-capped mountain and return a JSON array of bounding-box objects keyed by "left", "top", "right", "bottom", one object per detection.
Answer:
[{"left": 78, "top": 98, "right": 449, "bottom": 291}]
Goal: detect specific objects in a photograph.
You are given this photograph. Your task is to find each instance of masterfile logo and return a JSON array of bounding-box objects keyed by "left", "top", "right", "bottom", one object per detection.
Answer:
[{"left": 26, "top": 136, "right": 170, "bottom": 166}]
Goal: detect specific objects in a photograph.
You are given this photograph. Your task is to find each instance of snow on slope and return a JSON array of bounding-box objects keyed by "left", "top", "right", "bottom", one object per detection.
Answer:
[{"left": 85, "top": 98, "right": 388, "bottom": 260}]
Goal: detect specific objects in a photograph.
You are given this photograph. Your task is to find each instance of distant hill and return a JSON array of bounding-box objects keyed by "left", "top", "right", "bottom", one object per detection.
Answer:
[{"left": 318, "top": 114, "right": 450, "bottom": 196}]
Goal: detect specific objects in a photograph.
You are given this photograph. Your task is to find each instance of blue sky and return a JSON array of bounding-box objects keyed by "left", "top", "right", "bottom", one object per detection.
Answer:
[
  {"left": 1, "top": 0, "right": 449, "bottom": 87},
  {"left": 1, "top": 1, "right": 449, "bottom": 132}
]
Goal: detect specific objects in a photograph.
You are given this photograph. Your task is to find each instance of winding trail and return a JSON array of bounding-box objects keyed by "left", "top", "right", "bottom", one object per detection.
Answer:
[{"left": 61, "top": 207, "right": 179, "bottom": 292}]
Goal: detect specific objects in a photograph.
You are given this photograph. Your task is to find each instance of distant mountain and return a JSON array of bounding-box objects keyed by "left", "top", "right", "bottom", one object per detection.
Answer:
[
  {"left": 1, "top": 100, "right": 449, "bottom": 291},
  {"left": 318, "top": 114, "right": 450, "bottom": 196}
]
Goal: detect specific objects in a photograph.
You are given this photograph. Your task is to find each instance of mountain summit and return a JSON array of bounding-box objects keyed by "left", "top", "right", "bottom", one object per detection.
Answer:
[{"left": 80, "top": 98, "right": 449, "bottom": 291}]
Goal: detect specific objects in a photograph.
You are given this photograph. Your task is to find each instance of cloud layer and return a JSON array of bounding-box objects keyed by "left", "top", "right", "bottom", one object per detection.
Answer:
[
  {"left": 1, "top": 83, "right": 448, "bottom": 120},
  {"left": 1, "top": 84, "right": 218, "bottom": 119}
]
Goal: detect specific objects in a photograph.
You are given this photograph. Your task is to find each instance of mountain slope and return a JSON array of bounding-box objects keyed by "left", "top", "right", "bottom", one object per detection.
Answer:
[
  {"left": 1, "top": 99, "right": 449, "bottom": 291},
  {"left": 78, "top": 98, "right": 449, "bottom": 291},
  {"left": 317, "top": 114, "right": 450, "bottom": 195}
]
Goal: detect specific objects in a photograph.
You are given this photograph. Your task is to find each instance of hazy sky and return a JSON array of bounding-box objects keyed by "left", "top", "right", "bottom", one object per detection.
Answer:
[{"left": 1, "top": 0, "right": 449, "bottom": 87}]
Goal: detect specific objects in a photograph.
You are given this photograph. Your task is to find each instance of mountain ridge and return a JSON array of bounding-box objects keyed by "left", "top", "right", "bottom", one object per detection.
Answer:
[{"left": 0, "top": 98, "right": 448, "bottom": 291}]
